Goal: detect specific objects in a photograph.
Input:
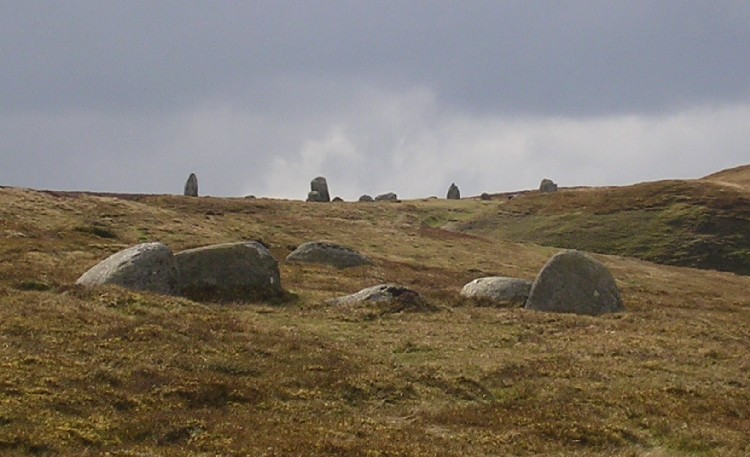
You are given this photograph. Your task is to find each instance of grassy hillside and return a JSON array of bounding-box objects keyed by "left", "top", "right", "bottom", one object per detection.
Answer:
[
  {"left": 1, "top": 186, "right": 749, "bottom": 456},
  {"left": 450, "top": 179, "right": 750, "bottom": 275},
  {"left": 703, "top": 164, "right": 750, "bottom": 192}
]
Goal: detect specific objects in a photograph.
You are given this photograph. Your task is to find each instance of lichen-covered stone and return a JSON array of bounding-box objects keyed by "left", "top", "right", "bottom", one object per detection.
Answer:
[{"left": 525, "top": 250, "right": 624, "bottom": 316}]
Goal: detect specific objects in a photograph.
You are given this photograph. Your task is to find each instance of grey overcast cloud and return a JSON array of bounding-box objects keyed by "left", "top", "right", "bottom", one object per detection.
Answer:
[{"left": 1, "top": 1, "right": 749, "bottom": 200}]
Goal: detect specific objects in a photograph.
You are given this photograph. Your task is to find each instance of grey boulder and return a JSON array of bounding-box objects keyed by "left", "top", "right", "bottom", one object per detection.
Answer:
[
  {"left": 76, "top": 242, "right": 179, "bottom": 295},
  {"left": 358, "top": 194, "right": 374, "bottom": 202},
  {"left": 525, "top": 250, "right": 625, "bottom": 316},
  {"left": 460, "top": 277, "right": 532, "bottom": 306},
  {"left": 175, "top": 241, "right": 283, "bottom": 301},
  {"left": 327, "top": 284, "right": 433, "bottom": 313},
  {"left": 375, "top": 192, "right": 399, "bottom": 202},
  {"left": 286, "top": 241, "right": 371, "bottom": 269},
  {"left": 539, "top": 178, "right": 558, "bottom": 193}
]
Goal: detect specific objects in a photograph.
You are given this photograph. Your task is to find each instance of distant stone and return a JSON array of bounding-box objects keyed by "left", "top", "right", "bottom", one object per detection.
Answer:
[
  {"left": 447, "top": 183, "right": 460, "bottom": 200},
  {"left": 539, "top": 178, "right": 558, "bottom": 193},
  {"left": 286, "top": 241, "right": 370, "bottom": 269},
  {"left": 480, "top": 192, "right": 492, "bottom": 201},
  {"left": 245, "top": 195, "right": 256, "bottom": 199},
  {"left": 175, "top": 241, "right": 283, "bottom": 302},
  {"left": 332, "top": 196, "right": 344, "bottom": 202},
  {"left": 358, "top": 194, "right": 374, "bottom": 202},
  {"left": 76, "top": 242, "right": 178, "bottom": 295},
  {"left": 308, "top": 176, "right": 330, "bottom": 202},
  {"left": 184, "top": 173, "right": 198, "bottom": 197},
  {"left": 327, "top": 284, "right": 434, "bottom": 313},
  {"left": 525, "top": 250, "right": 625, "bottom": 316},
  {"left": 375, "top": 192, "right": 398, "bottom": 202},
  {"left": 460, "top": 277, "right": 532, "bottom": 306}
]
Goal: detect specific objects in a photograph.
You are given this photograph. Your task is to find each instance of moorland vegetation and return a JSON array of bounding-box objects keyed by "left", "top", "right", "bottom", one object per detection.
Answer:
[{"left": 0, "top": 165, "right": 749, "bottom": 456}]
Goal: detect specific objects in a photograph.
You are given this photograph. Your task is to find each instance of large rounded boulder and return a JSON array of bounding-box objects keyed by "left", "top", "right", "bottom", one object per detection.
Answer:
[
  {"left": 286, "top": 241, "right": 371, "bottom": 269},
  {"left": 460, "top": 277, "right": 532, "bottom": 306},
  {"left": 525, "top": 250, "right": 625, "bottom": 316},
  {"left": 75, "top": 242, "right": 179, "bottom": 295},
  {"left": 175, "top": 241, "right": 282, "bottom": 301}
]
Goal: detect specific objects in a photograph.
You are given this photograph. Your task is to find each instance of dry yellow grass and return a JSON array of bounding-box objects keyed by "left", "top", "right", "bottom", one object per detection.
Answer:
[{"left": 0, "top": 183, "right": 749, "bottom": 456}]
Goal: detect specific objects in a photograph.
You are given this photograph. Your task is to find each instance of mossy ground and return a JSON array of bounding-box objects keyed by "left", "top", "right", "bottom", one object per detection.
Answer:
[
  {"left": 450, "top": 179, "right": 750, "bottom": 275},
  {"left": 0, "top": 181, "right": 749, "bottom": 456}
]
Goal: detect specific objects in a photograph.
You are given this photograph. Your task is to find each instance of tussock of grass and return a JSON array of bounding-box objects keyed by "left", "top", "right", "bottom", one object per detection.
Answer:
[{"left": 0, "top": 184, "right": 749, "bottom": 455}]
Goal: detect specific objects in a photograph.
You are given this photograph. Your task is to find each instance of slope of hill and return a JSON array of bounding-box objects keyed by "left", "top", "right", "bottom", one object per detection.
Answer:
[
  {"left": 449, "top": 177, "right": 750, "bottom": 275},
  {"left": 0, "top": 185, "right": 749, "bottom": 456},
  {"left": 702, "top": 164, "right": 750, "bottom": 191}
]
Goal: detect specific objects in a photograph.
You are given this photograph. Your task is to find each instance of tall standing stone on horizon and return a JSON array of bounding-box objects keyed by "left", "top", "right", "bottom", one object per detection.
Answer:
[
  {"left": 447, "top": 183, "right": 460, "bottom": 200},
  {"left": 184, "top": 173, "right": 198, "bottom": 197},
  {"left": 539, "top": 178, "right": 558, "bottom": 193},
  {"left": 307, "top": 176, "right": 330, "bottom": 202}
]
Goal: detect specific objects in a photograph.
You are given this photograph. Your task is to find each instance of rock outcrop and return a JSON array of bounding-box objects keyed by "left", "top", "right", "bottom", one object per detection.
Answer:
[
  {"left": 286, "top": 241, "right": 371, "bottom": 269},
  {"left": 539, "top": 178, "right": 558, "bottom": 193},
  {"left": 447, "top": 183, "right": 460, "bottom": 200},
  {"left": 184, "top": 173, "right": 198, "bottom": 197},
  {"left": 327, "top": 284, "right": 433, "bottom": 313},
  {"left": 460, "top": 277, "right": 532, "bottom": 306},
  {"left": 76, "top": 242, "right": 179, "bottom": 295},
  {"left": 375, "top": 192, "right": 398, "bottom": 202},
  {"left": 307, "top": 177, "right": 331, "bottom": 202},
  {"left": 174, "top": 241, "right": 282, "bottom": 301},
  {"left": 525, "top": 250, "right": 625, "bottom": 316}
]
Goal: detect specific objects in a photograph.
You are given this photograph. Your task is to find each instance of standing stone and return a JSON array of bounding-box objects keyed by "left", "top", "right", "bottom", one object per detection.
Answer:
[
  {"left": 525, "top": 250, "right": 625, "bottom": 316},
  {"left": 308, "top": 176, "right": 330, "bottom": 202},
  {"left": 539, "top": 178, "right": 558, "bottom": 193},
  {"left": 76, "top": 242, "right": 179, "bottom": 295},
  {"left": 184, "top": 173, "right": 198, "bottom": 197},
  {"left": 447, "top": 183, "right": 461, "bottom": 200}
]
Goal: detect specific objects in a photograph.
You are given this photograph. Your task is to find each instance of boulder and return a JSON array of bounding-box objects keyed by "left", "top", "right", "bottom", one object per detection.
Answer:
[
  {"left": 76, "top": 242, "right": 178, "bottom": 295},
  {"left": 447, "top": 183, "right": 460, "bottom": 200},
  {"left": 375, "top": 192, "right": 399, "bottom": 202},
  {"left": 539, "top": 178, "right": 558, "bottom": 193},
  {"left": 358, "top": 194, "right": 374, "bottom": 202},
  {"left": 184, "top": 173, "right": 199, "bottom": 197},
  {"left": 460, "top": 277, "right": 532, "bottom": 306},
  {"left": 286, "top": 241, "right": 371, "bottom": 269},
  {"left": 480, "top": 192, "right": 492, "bottom": 201},
  {"left": 306, "top": 191, "right": 322, "bottom": 202},
  {"left": 525, "top": 250, "right": 625, "bottom": 316},
  {"left": 332, "top": 196, "right": 344, "bottom": 202},
  {"left": 327, "top": 284, "right": 433, "bottom": 313},
  {"left": 308, "top": 176, "right": 330, "bottom": 202},
  {"left": 175, "top": 241, "right": 283, "bottom": 301}
]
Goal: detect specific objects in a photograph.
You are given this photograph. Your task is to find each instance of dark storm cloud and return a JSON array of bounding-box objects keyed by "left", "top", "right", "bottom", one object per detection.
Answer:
[
  {"left": 1, "top": 1, "right": 749, "bottom": 198},
  {"left": 3, "top": 1, "right": 749, "bottom": 115}
]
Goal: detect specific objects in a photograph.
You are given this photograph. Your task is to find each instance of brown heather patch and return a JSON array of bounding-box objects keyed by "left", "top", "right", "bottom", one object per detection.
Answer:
[{"left": 0, "top": 185, "right": 749, "bottom": 456}]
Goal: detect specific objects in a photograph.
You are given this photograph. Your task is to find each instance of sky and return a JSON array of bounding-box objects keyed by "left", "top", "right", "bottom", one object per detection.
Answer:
[{"left": 1, "top": 1, "right": 749, "bottom": 200}]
